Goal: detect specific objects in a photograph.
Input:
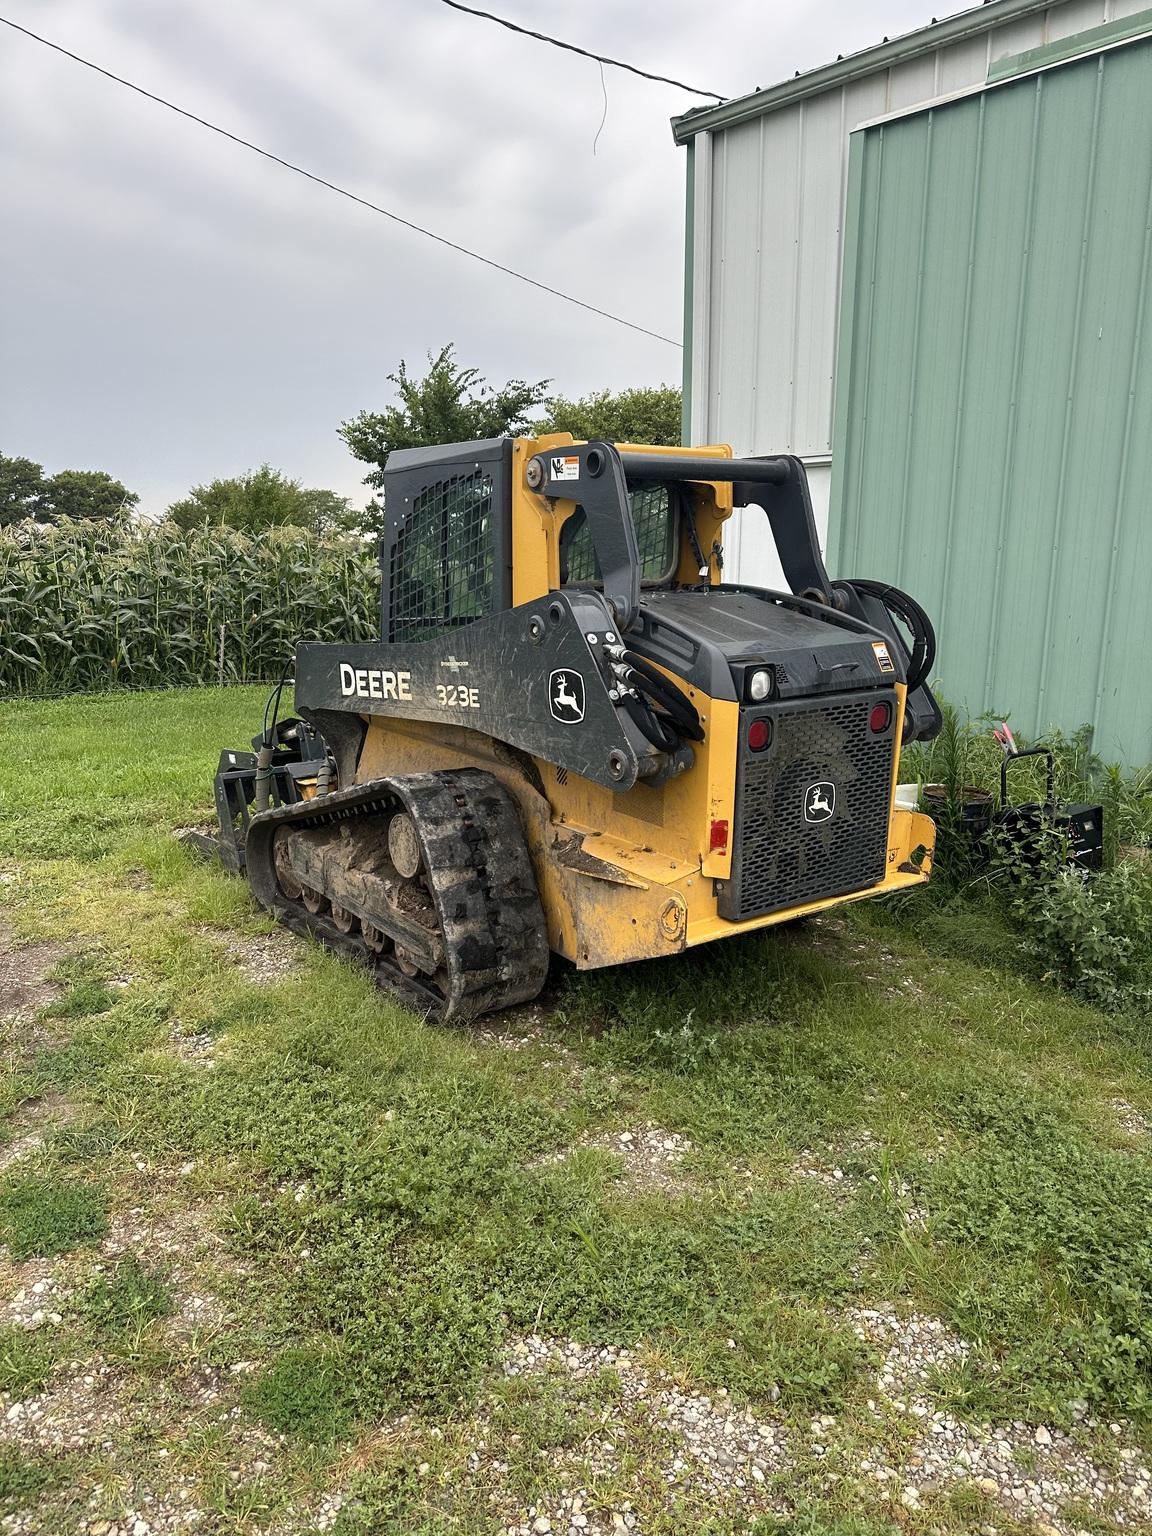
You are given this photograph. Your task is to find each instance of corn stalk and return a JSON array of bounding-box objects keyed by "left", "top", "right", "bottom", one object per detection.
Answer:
[{"left": 0, "top": 519, "right": 379, "bottom": 695}]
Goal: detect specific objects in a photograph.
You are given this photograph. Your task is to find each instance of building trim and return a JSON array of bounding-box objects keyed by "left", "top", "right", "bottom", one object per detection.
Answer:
[
  {"left": 681, "top": 139, "right": 695, "bottom": 445},
  {"left": 688, "top": 133, "right": 714, "bottom": 446},
  {"left": 670, "top": 0, "right": 1054, "bottom": 144},
  {"left": 850, "top": 13, "right": 1152, "bottom": 132},
  {"left": 987, "top": 4, "right": 1152, "bottom": 77},
  {"left": 824, "top": 130, "right": 867, "bottom": 575}
]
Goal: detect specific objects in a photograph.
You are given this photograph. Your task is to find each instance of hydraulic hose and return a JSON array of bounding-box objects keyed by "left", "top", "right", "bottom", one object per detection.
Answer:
[
  {"left": 256, "top": 651, "right": 297, "bottom": 813},
  {"left": 837, "top": 579, "right": 936, "bottom": 694},
  {"left": 619, "top": 651, "right": 705, "bottom": 741},
  {"left": 623, "top": 694, "right": 680, "bottom": 754}
]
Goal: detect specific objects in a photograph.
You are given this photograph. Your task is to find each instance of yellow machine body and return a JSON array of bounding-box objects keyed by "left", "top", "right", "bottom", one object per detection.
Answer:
[{"left": 354, "top": 435, "right": 934, "bottom": 971}]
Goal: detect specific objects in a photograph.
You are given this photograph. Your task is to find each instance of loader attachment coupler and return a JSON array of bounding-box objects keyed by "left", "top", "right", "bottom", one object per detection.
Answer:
[{"left": 192, "top": 717, "right": 328, "bottom": 874}]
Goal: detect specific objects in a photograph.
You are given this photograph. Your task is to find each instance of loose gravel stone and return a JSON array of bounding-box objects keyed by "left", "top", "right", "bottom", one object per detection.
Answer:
[
  {"left": 4, "top": 1266, "right": 68, "bottom": 1332},
  {"left": 536, "top": 1125, "right": 693, "bottom": 1193},
  {"left": 198, "top": 928, "right": 300, "bottom": 985},
  {"left": 0, "top": 1361, "right": 135, "bottom": 1452},
  {"left": 168, "top": 1021, "right": 219, "bottom": 1067},
  {"left": 848, "top": 1304, "right": 1152, "bottom": 1532},
  {"left": 792, "top": 1134, "right": 928, "bottom": 1226},
  {"left": 497, "top": 1334, "right": 791, "bottom": 1532},
  {"left": 1110, "top": 1097, "right": 1151, "bottom": 1138}
]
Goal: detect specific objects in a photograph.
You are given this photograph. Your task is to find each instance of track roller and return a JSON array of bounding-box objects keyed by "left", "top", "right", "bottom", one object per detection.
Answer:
[{"left": 243, "top": 768, "right": 550, "bottom": 1021}]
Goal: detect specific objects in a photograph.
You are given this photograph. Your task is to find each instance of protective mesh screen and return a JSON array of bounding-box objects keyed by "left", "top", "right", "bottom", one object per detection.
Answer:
[
  {"left": 720, "top": 695, "right": 895, "bottom": 919},
  {"left": 389, "top": 472, "right": 494, "bottom": 642},
  {"left": 561, "top": 484, "right": 677, "bottom": 586}
]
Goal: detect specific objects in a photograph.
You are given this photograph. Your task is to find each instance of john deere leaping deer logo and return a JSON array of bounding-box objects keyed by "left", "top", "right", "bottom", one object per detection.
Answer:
[
  {"left": 804, "top": 781, "right": 836, "bottom": 824},
  {"left": 549, "top": 669, "right": 585, "bottom": 724}
]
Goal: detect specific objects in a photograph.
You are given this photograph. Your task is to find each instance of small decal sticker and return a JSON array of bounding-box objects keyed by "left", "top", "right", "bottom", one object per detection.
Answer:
[
  {"left": 804, "top": 781, "right": 836, "bottom": 824},
  {"left": 435, "top": 683, "right": 480, "bottom": 708},
  {"left": 439, "top": 655, "right": 469, "bottom": 671},
  {"left": 549, "top": 668, "right": 585, "bottom": 724},
  {"left": 871, "top": 640, "right": 895, "bottom": 674},
  {"left": 551, "top": 454, "right": 580, "bottom": 482}
]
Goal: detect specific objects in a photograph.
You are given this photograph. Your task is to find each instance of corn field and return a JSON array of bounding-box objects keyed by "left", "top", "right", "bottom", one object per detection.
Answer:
[{"left": 0, "top": 519, "right": 380, "bottom": 695}]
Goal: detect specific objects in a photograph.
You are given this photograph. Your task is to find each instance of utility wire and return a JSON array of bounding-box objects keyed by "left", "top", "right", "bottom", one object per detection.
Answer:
[
  {"left": 437, "top": 0, "right": 726, "bottom": 101},
  {"left": 0, "top": 13, "right": 681, "bottom": 347}
]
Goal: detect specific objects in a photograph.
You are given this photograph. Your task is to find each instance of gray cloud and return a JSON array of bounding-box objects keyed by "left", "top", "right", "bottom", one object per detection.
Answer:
[{"left": 1, "top": 0, "right": 949, "bottom": 512}]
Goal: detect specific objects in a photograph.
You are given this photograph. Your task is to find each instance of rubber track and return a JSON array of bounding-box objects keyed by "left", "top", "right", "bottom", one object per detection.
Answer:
[{"left": 243, "top": 768, "right": 550, "bottom": 1021}]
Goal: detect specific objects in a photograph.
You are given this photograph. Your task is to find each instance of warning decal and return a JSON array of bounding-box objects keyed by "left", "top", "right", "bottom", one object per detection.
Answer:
[
  {"left": 551, "top": 455, "right": 580, "bottom": 482},
  {"left": 871, "top": 641, "right": 896, "bottom": 675}
]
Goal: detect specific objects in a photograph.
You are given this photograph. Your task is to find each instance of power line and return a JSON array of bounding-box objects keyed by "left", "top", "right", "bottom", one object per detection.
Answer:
[
  {"left": 437, "top": 0, "right": 726, "bottom": 101},
  {"left": 0, "top": 13, "right": 681, "bottom": 348}
]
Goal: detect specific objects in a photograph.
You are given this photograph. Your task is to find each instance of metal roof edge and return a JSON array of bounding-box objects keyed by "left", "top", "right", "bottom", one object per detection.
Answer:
[
  {"left": 670, "top": 0, "right": 1052, "bottom": 143},
  {"left": 848, "top": 11, "right": 1152, "bottom": 133}
]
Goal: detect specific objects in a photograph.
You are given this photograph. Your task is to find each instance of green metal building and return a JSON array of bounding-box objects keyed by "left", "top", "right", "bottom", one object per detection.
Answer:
[{"left": 675, "top": 2, "right": 1152, "bottom": 762}]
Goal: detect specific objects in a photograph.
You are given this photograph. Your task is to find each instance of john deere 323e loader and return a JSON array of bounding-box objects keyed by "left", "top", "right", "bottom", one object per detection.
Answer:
[{"left": 202, "top": 436, "right": 941, "bottom": 1019}]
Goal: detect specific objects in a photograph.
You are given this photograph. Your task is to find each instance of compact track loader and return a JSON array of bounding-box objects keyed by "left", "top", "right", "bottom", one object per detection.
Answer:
[{"left": 203, "top": 436, "right": 941, "bottom": 1019}]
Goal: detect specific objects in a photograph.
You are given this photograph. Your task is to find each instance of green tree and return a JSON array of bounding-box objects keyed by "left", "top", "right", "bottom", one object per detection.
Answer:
[
  {"left": 533, "top": 384, "right": 683, "bottom": 447},
  {"left": 0, "top": 453, "right": 48, "bottom": 526},
  {"left": 296, "top": 486, "right": 354, "bottom": 533},
  {"left": 339, "top": 345, "right": 550, "bottom": 539},
  {"left": 167, "top": 465, "right": 350, "bottom": 534},
  {"left": 44, "top": 469, "right": 138, "bottom": 523}
]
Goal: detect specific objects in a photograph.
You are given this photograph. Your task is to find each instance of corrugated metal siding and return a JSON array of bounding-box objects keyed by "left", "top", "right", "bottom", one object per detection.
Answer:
[
  {"left": 831, "top": 35, "right": 1152, "bottom": 762},
  {"left": 689, "top": 0, "right": 1151, "bottom": 585}
]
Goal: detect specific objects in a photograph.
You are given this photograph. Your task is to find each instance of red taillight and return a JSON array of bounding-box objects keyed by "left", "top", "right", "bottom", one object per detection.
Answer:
[
  {"left": 869, "top": 702, "right": 892, "bottom": 734},
  {"left": 709, "top": 818, "right": 729, "bottom": 853},
  {"left": 748, "top": 718, "right": 772, "bottom": 751}
]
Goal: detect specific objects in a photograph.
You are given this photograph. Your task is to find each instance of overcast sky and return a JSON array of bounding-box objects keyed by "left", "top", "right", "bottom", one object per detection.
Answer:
[{"left": 1, "top": 0, "right": 959, "bottom": 515}]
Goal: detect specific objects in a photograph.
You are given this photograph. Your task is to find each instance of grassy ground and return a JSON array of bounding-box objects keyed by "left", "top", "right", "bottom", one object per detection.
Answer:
[{"left": 0, "top": 687, "right": 1150, "bottom": 1535}]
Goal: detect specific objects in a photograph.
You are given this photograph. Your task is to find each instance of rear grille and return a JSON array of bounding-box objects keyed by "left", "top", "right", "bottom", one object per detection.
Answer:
[{"left": 718, "top": 692, "right": 896, "bottom": 920}]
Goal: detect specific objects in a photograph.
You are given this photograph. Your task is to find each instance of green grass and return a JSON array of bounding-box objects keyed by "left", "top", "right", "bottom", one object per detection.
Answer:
[
  {"left": 0, "top": 1173, "right": 109, "bottom": 1259},
  {"left": 0, "top": 1445, "right": 66, "bottom": 1518},
  {"left": 0, "top": 684, "right": 268, "bottom": 860},
  {"left": 80, "top": 1254, "right": 172, "bottom": 1335},
  {"left": 0, "top": 1324, "right": 60, "bottom": 1396},
  {"left": 1, "top": 685, "right": 1151, "bottom": 1533}
]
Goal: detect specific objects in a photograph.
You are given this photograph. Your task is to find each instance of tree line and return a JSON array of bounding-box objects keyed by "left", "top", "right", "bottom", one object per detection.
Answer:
[{"left": 2, "top": 346, "right": 681, "bottom": 540}]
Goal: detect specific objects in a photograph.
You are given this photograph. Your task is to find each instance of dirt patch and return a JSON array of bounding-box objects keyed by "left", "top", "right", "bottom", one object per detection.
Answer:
[
  {"left": 0, "top": 1357, "right": 288, "bottom": 1534},
  {"left": 1110, "top": 1097, "right": 1150, "bottom": 1138},
  {"left": 0, "top": 1358, "right": 141, "bottom": 1453},
  {"left": 0, "top": 1092, "right": 78, "bottom": 1176},
  {"left": 98, "top": 1195, "right": 248, "bottom": 1346},
  {"left": 199, "top": 928, "right": 301, "bottom": 986},
  {"left": 167, "top": 1020, "right": 219, "bottom": 1068},
  {"left": 476, "top": 1002, "right": 553, "bottom": 1051},
  {"left": 0, "top": 920, "right": 66, "bottom": 1031},
  {"left": 2, "top": 1258, "right": 69, "bottom": 1332},
  {"left": 790, "top": 1133, "right": 928, "bottom": 1227},
  {"left": 0, "top": 1184, "right": 243, "bottom": 1346}
]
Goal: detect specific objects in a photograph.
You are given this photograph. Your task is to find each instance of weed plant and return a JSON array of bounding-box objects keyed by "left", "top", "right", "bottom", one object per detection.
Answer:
[{"left": 895, "top": 703, "right": 1152, "bottom": 1011}]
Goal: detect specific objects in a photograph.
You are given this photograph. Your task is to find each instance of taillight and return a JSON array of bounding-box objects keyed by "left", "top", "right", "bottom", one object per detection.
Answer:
[
  {"left": 748, "top": 718, "right": 772, "bottom": 752},
  {"left": 869, "top": 702, "right": 892, "bottom": 734},
  {"left": 709, "top": 818, "right": 729, "bottom": 853}
]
